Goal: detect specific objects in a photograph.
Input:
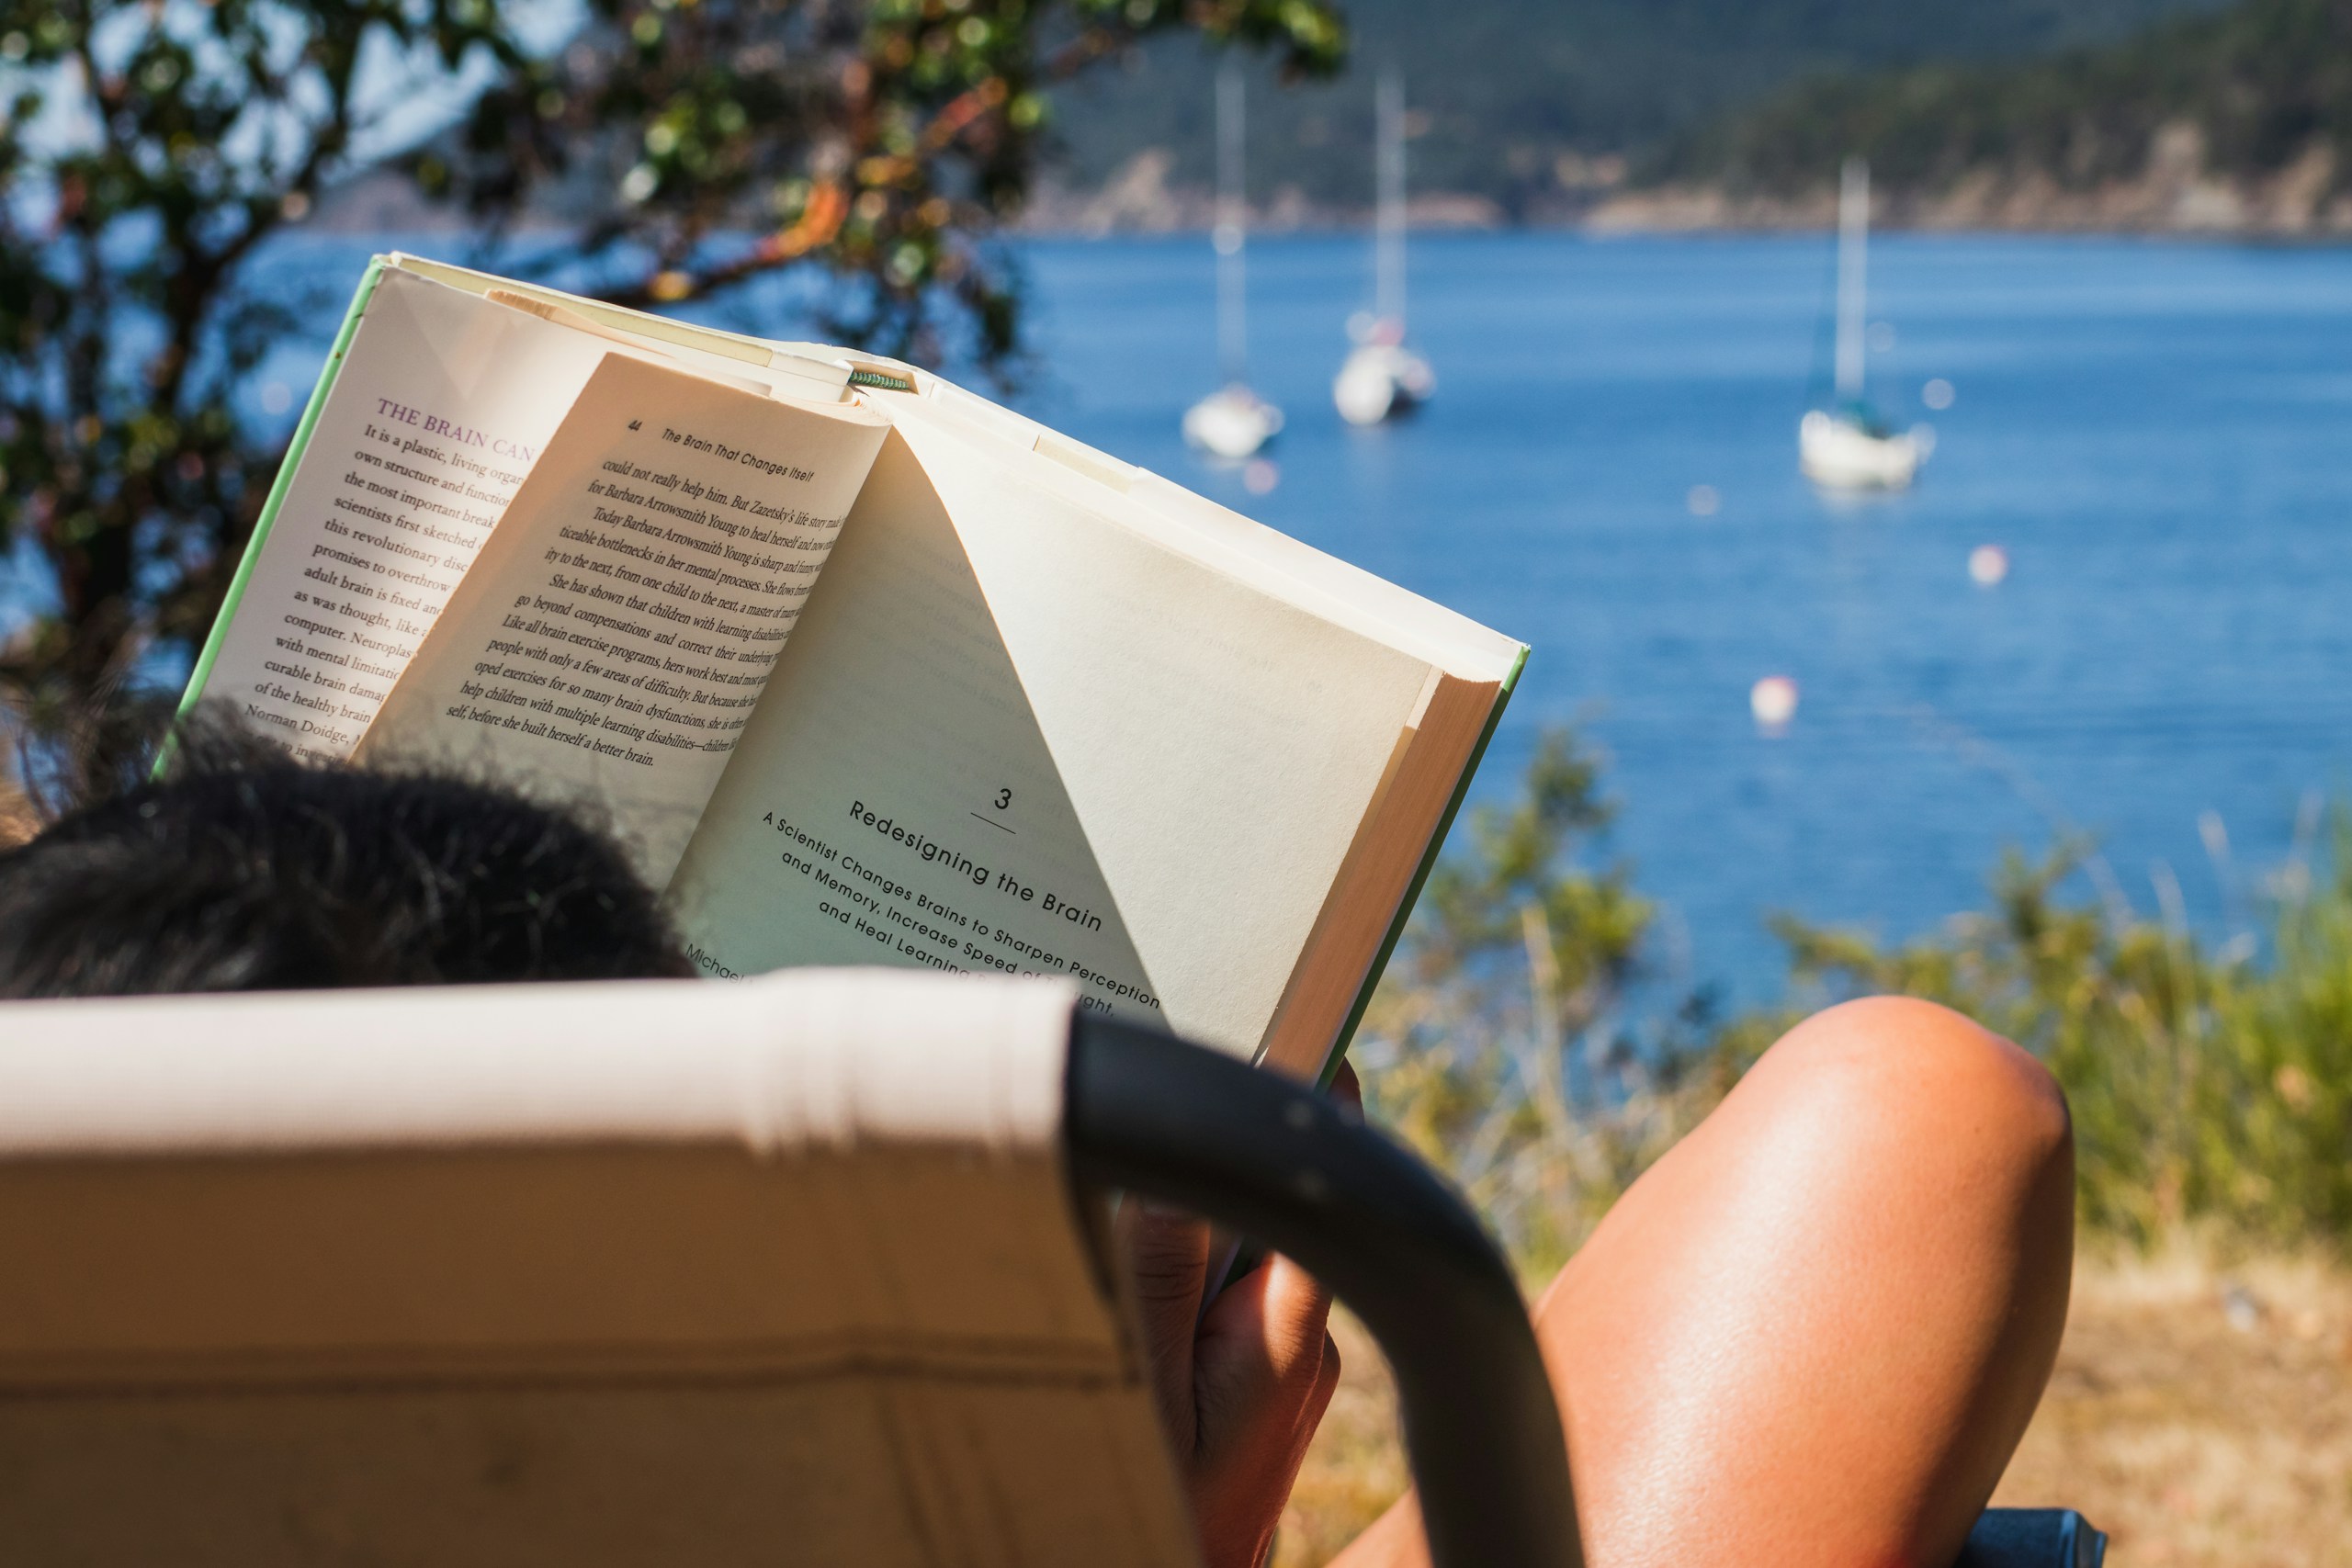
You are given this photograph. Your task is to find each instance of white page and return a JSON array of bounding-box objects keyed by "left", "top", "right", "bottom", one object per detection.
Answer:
[
  {"left": 390, "top": 254, "right": 859, "bottom": 404},
  {"left": 670, "top": 413, "right": 1435, "bottom": 1057},
  {"left": 854, "top": 368, "right": 1521, "bottom": 681},
  {"left": 361, "top": 355, "right": 889, "bottom": 886},
  {"left": 199, "top": 271, "right": 635, "bottom": 758},
  {"left": 667, "top": 430, "right": 1164, "bottom": 1026}
]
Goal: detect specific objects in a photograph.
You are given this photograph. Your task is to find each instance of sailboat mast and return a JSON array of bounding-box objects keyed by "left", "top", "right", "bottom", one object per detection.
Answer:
[
  {"left": 1835, "top": 156, "right": 1869, "bottom": 401},
  {"left": 1374, "top": 69, "right": 1406, "bottom": 328},
  {"left": 1215, "top": 62, "right": 1249, "bottom": 386}
]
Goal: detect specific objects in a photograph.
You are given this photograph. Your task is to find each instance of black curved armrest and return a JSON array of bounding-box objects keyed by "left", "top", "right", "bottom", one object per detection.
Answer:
[{"left": 1065, "top": 1016, "right": 1583, "bottom": 1568}]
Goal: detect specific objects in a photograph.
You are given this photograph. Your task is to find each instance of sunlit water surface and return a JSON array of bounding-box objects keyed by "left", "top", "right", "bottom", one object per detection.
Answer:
[{"left": 1012, "top": 232, "right": 2352, "bottom": 1002}]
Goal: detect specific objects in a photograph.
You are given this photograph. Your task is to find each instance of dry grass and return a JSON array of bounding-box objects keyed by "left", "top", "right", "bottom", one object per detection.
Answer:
[
  {"left": 1993, "top": 1248, "right": 2352, "bottom": 1567},
  {"left": 1275, "top": 1307, "right": 1408, "bottom": 1568},
  {"left": 1275, "top": 1252, "right": 2352, "bottom": 1567}
]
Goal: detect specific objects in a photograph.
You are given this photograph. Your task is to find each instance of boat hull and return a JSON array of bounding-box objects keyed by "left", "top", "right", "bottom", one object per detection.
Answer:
[
  {"left": 1184, "top": 385, "right": 1284, "bottom": 459},
  {"left": 1800, "top": 410, "right": 1928, "bottom": 491},
  {"left": 1333, "top": 344, "right": 1435, "bottom": 427}
]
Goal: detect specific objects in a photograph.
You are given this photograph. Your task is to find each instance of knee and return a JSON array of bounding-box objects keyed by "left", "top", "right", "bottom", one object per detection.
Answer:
[{"left": 1751, "top": 996, "right": 2073, "bottom": 1192}]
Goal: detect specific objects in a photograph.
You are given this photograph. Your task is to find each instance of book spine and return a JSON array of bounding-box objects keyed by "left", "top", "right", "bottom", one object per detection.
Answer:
[
  {"left": 169, "top": 256, "right": 391, "bottom": 730},
  {"left": 1317, "top": 642, "right": 1530, "bottom": 1089}
]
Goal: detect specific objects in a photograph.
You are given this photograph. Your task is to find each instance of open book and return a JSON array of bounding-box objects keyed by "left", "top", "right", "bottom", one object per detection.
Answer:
[{"left": 179, "top": 254, "right": 1526, "bottom": 1077}]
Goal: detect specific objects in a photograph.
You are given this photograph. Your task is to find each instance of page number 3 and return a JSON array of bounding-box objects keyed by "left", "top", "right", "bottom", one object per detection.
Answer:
[{"left": 993, "top": 788, "right": 1012, "bottom": 811}]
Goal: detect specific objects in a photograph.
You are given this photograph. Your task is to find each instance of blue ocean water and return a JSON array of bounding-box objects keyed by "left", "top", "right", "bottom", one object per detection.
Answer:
[
  {"left": 42, "top": 231, "right": 2352, "bottom": 1001},
  {"left": 1009, "top": 233, "right": 2352, "bottom": 1000}
]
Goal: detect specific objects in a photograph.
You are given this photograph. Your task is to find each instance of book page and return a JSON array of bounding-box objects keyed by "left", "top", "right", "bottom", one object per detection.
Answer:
[
  {"left": 914, "top": 373, "right": 1521, "bottom": 680},
  {"left": 360, "top": 354, "right": 889, "bottom": 886},
  {"left": 390, "top": 253, "right": 860, "bottom": 404},
  {"left": 198, "top": 270, "right": 639, "bottom": 758},
  {"left": 669, "top": 411, "right": 1437, "bottom": 1059},
  {"left": 668, "top": 431, "right": 1163, "bottom": 1029}
]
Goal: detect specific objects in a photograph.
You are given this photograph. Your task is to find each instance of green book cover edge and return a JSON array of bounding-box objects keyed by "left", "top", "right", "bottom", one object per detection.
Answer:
[
  {"left": 165, "top": 256, "right": 391, "bottom": 752},
  {"left": 1317, "top": 640, "right": 1530, "bottom": 1089}
]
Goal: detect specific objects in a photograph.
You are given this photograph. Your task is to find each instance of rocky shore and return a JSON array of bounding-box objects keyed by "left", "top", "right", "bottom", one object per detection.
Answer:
[
  {"left": 1589, "top": 126, "right": 2352, "bottom": 237},
  {"left": 1016, "top": 124, "right": 2352, "bottom": 240},
  {"left": 1016, "top": 149, "right": 1510, "bottom": 236}
]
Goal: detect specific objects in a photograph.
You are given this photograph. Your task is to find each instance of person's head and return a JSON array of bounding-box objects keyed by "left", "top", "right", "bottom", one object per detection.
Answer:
[{"left": 0, "top": 722, "right": 692, "bottom": 998}]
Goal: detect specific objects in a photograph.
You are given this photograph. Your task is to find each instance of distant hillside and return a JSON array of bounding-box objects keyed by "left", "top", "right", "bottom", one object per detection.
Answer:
[
  {"left": 1622, "top": 0, "right": 2352, "bottom": 231},
  {"left": 1035, "top": 0, "right": 2222, "bottom": 225}
]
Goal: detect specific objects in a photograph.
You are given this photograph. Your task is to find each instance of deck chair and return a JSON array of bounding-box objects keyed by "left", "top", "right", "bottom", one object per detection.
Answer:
[{"left": 0, "top": 970, "right": 2100, "bottom": 1568}]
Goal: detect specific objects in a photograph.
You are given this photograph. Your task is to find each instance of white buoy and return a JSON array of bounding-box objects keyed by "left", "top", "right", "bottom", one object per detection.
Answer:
[
  {"left": 1968, "top": 544, "right": 2009, "bottom": 587},
  {"left": 1686, "top": 484, "right": 1721, "bottom": 517},
  {"left": 1750, "top": 675, "right": 1800, "bottom": 732}
]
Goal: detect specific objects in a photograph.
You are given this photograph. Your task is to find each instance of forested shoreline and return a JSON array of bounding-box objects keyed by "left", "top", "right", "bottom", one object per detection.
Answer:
[
  {"left": 1617, "top": 0, "right": 2352, "bottom": 235},
  {"left": 1027, "top": 0, "right": 2352, "bottom": 237}
]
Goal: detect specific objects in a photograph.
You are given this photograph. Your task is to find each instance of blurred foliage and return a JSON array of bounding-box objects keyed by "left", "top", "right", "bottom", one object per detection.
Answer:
[
  {"left": 0, "top": 0, "right": 1344, "bottom": 764},
  {"left": 1367, "top": 725, "right": 2352, "bottom": 1267},
  {"left": 1356, "top": 727, "right": 1759, "bottom": 1273},
  {"left": 436, "top": 0, "right": 1344, "bottom": 348},
  {"left": 1656, "top": 0, "right": 2352, "bottom": 197}
]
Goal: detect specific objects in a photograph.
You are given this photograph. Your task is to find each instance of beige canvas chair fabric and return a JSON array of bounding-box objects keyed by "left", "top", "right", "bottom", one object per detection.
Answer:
[{"left": 0, "top": 970, "right": 1199, "bottom": 1568}]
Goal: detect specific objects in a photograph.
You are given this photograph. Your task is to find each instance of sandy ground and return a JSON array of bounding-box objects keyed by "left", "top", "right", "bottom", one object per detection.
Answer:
[
  {"left": 1274, "top": 1252, "right": 2352, "bottom": 1567},
  {"left": 1994, "top": 1251, "right": 2352, "bottom": 1566}
]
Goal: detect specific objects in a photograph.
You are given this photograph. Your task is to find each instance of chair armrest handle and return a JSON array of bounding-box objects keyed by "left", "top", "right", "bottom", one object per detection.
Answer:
[
  {"left": 1957, "top": 1509, "right": 2108, "bottom": 1568},
  {"left": 1066, "top": 1017, "right": 1583, "bottom": 1568}
]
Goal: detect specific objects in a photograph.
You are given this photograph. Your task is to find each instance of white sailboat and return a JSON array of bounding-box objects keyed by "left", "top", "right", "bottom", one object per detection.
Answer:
[
  {"left": 1184, "top": 62, "right": 1283, "bottom": 460},
  {"left": 1333, "top": 69, "right": 1434, "bottom": 427},
  {"left": 1799, "top": 157, "right": 1930, "bottom": 491}
]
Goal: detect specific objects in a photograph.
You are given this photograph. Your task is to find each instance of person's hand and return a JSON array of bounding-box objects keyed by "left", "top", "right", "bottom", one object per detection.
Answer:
[{"left": 1116, "top": 1066, "right": 1358, "bottom": 1568}]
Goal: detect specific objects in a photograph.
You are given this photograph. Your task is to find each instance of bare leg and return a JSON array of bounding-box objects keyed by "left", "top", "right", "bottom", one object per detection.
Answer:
[{"left": 1334, "top": 997, "right": 2075, "bottom": 1568}]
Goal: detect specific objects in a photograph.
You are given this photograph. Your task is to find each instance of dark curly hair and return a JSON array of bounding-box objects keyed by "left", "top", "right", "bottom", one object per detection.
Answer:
[{"left": 0, "top": 714, "right": 693, "bottom": 997}]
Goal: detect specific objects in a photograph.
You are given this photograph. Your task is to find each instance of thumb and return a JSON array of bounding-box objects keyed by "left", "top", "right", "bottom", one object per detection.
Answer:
[{"left": 1329, "top": 1060, "right": 1364, "bottom": 1119}]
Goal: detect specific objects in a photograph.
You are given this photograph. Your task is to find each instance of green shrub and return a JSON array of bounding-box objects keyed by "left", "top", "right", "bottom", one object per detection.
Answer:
[
  {"left": 1773, "top": 829, "right": 2352, "bottom": 1247},
  {"left": 1355, "top": 727, "right": 1757, "bottom": 1272},
  {"left": 1367, "top": 725, "right": 2352, "bottom": 1259}
]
